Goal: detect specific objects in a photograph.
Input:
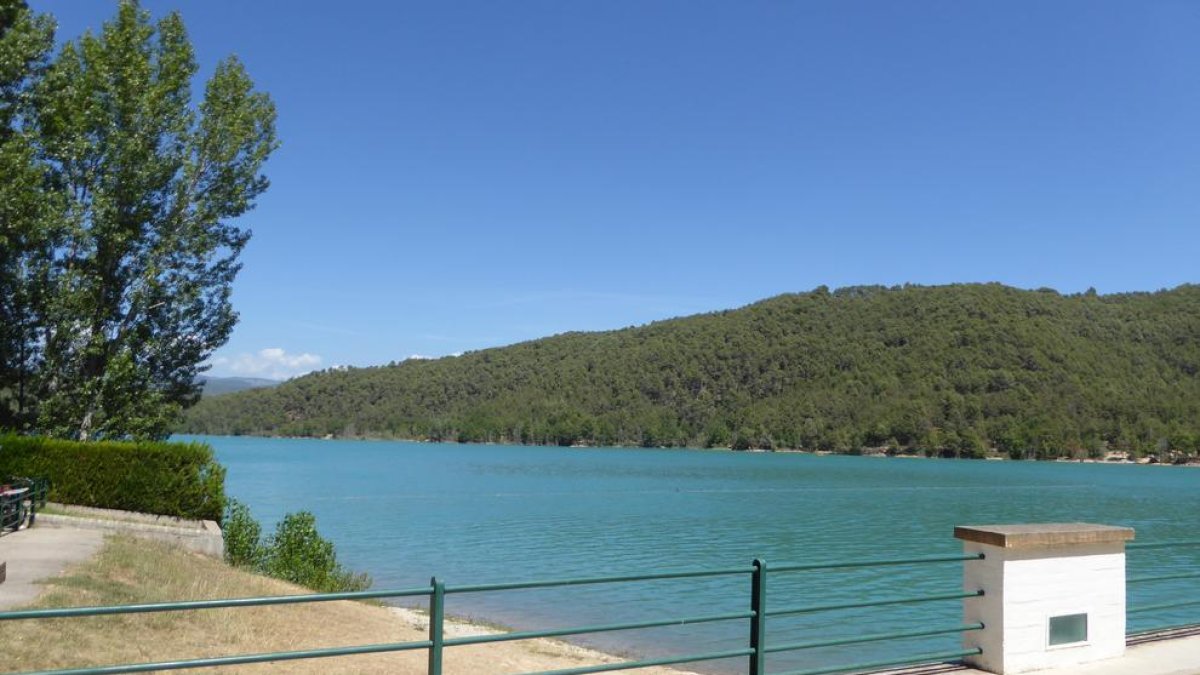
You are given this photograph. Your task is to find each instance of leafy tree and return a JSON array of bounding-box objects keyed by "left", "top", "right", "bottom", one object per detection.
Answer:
[
  {"left": 0, "top": 1, "right": 277, "bottom": 439},
  {"left": 222, "top": 499, "right": 264, "bottom": 568},
  {"left": 0, "top": 0, "right": 56, "bottom": 430}
]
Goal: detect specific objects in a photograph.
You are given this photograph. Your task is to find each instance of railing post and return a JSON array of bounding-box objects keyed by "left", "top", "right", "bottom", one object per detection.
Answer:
[
  {"left": 428, "top": 577, "right": 445, "bottom": 675},
  {"left": 749, "top": 558, "right": 767, "bottom": 675}
]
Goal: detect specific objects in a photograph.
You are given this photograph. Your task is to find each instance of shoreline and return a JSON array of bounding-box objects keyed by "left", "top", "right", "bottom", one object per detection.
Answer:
[
  {"left": 180, "top": 432, "right": 1200, "bottom": 468},
  {"left": 387, "top": 606, "right": 698, "bottom": 674},
  {"left": 5, "top": 531, "right": 699, "bottom": 675}
]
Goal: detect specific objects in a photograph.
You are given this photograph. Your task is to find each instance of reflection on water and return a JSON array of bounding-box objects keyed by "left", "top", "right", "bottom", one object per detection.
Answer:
[{"left": 188, "top": 436, "right": 1200, "bottom": 674}]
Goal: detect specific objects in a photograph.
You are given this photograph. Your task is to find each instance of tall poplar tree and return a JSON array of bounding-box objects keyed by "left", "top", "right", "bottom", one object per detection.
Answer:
[
  {"left": 0, "top": 1, "right": 277, "bottom": 439},
  {"left": 0, "top": 0, "right": 56, "bottom": 431}
]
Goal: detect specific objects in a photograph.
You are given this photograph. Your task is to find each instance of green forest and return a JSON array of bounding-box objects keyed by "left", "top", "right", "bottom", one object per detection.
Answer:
[{"left": 181, "top": 284, "right": 1200, "bottom": 460}]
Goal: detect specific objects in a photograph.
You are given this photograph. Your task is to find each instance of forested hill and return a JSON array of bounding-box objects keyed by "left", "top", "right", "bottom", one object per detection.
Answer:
[
  {"left": 180, "top": 284, "right": 1200, "bottom": 459},
  {"left": 198, "top": 377, "right": 279, "bottom": 397}
]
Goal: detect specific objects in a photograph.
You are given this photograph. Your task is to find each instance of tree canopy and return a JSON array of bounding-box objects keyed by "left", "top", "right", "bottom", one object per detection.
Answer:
[
  {"left": 0, "top": 0, "right": 276, "bottom": 439},
  {"left": 182, "top": 284, "right": 1200, "bottom": 460}
]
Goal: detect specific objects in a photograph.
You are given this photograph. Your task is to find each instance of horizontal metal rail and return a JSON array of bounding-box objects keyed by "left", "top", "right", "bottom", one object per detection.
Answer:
[
  {"left": 773, "top": 647, "right": 983, "bottom": 675},
  {"left": 1124, "top": 538, "right": 1200, "bottom": 641},
  {"left": 530, "top": 647, "right": 756, "bottom": 675},
  {"left": 772, "top": 552, "right": 983, "bottom": 573},
  {"left": 0, "top": 586, "right": 436, "bottom": 621},
  {"left": 767, "top": 589, "right": 983, "bottom": 617},
  {"left": 444, "top": 609, "right": 755, "bottom": 647},
  {"left": 765, "top": 622, "right": 983, "bottom": 654},
  {"left": 1127, "top": 540, "right": 1200, "bottom": 550},
  {"left": 1127, "top": 598, "right": 1200, "bottom": 614},
  {"left": 1128, "top": 572, "right": 1200, "bottom": 584},
  {"left": 20, "top": 536, "right": 1200, "bottom": 675},
  {"left": 14, "top": 639, "right": 434, "bottom": 675},
  {"left": 445, "top": 565, "right": 754, "bottom": 594},
  {"left": 3, "top": 553, "right": 992, "bottom": 675},
  {"left": 0, "top": 564, "right": 756, "bottom": 622}
]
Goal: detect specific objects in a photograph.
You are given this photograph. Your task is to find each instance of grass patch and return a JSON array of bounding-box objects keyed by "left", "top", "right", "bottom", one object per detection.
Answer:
[
  {"left": 4, "top": 535, "right": 425, "bottom": 674},
  {"left": 4, "top": 536, "right": 691, "bottom": 674}
]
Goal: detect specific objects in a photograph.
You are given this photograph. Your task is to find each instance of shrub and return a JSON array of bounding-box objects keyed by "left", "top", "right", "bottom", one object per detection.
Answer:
[
  {"left": 222, "top": 499, "right": 264, "bottom": 568},
  {"left": 223, "top": 500, "right": 370, "bottom": 593},
  {"left": 0, "top": 434, "right": 225, "bottom": 521}
]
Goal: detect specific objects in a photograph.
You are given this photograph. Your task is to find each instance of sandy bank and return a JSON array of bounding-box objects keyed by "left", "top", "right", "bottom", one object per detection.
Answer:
[{"left": 388, "top": 605, "right": 698, "bottom": 674}]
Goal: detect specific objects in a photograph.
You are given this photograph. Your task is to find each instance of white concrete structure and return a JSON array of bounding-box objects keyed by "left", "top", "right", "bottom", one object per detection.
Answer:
[{"left": 955, "top": 523, "right": 1134, "bottom": 675}]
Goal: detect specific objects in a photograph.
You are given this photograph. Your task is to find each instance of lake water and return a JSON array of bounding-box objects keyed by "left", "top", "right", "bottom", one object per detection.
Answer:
[{"left": 189, "top": 436, "right": 1200, "bottom": 674}]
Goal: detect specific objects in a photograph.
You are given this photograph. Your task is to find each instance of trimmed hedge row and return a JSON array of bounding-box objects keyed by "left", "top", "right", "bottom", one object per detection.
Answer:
[{"left": 0, "top": 435, "right": 226, "bottom": 522}]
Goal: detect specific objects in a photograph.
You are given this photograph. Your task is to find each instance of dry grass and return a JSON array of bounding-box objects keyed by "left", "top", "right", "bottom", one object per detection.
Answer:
[{"left": 3, "top": 535, "right": 689, "bottom": 674}]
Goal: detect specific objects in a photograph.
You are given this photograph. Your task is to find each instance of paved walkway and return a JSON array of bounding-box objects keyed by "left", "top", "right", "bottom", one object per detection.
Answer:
[
  {"left": 882, "top": 630, "right": 1200, "bottom": 675},
  {"left": 0, "top": 526, "right": 104, "bottom": 609},
  {"left": 1040, "top": 631, "right": 1200, "bottom": 675}
]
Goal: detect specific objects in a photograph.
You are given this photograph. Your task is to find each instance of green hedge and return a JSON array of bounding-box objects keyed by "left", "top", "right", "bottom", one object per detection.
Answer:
[{"left": 0, "top": 435, "right": 226, "bottom": 521}]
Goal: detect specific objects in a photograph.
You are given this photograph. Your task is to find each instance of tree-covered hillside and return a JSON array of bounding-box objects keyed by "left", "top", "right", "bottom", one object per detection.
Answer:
[
  {"left": 197, "top": 377, "right": 280, "bottom": 398},
  {"left": 181, "top": 284, "right": 1200, "bottom": 459}
]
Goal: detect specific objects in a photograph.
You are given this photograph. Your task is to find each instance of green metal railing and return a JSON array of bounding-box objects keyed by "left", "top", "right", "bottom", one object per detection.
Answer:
[
  {"left": 0, "top": 551, "right": 986, "bottom": 675},
  {"left": 1, "top": 476, "right": 48, "bottom": 534},
  {"left": 1126, "top": 539, "right": 1200, "bottom": 636}
]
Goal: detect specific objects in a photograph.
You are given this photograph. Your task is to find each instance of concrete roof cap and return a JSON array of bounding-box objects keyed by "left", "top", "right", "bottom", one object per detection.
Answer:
[{"left": 953, "top": 522, "right": 1135, "bottom": 549}]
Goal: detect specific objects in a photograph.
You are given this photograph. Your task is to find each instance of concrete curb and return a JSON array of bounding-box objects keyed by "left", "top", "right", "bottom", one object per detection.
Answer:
[{"left": 38, "top": 503, "right": 223, "bottom": 558}]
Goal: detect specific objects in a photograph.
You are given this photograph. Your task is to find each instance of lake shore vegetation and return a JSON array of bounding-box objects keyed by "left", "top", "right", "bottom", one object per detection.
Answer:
[
  {"left": 224, "top": 499, "right": 370, "bottom": 593},
  {"left": 182, "top": 284, "right": 1200, "bottom": 461}
]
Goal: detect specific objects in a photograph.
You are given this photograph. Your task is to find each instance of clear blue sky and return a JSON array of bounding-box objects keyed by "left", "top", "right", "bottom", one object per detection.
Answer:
[{"left": 35, "top": 1, "right": 1200, "bottom": 379}]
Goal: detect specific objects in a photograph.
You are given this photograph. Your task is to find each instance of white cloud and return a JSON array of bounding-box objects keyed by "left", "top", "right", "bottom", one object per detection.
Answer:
[{"left": 211, "top": 348, "right": 322, "bottom": 380}]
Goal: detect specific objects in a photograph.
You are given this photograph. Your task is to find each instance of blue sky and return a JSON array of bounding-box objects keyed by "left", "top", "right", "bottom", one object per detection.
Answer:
[{"left": 35, "top": 1, "right": 1200, "bottom": 379}]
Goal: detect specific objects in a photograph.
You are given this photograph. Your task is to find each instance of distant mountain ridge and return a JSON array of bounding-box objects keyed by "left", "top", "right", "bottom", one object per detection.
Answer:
[
  {"left": 198, "top": 376, "right": 280, "bottom": 397},
  {"left": 180, "top": 284, "right": 1200, "bottom": 459}
]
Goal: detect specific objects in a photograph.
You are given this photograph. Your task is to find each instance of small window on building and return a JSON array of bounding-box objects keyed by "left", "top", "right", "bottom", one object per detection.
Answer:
[{"left": 1048, "top": 613, "right": 1088, "bottom": 646}]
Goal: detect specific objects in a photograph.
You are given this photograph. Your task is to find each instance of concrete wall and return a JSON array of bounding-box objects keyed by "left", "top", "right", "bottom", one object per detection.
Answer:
[{"left": 37, "top": 503, "right": 223, "bottom": 558}]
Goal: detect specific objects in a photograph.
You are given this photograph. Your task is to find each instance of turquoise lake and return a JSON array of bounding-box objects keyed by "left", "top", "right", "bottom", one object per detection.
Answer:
[{"left": 192, "top": 436, "right": 1200, "bottom": 674}]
